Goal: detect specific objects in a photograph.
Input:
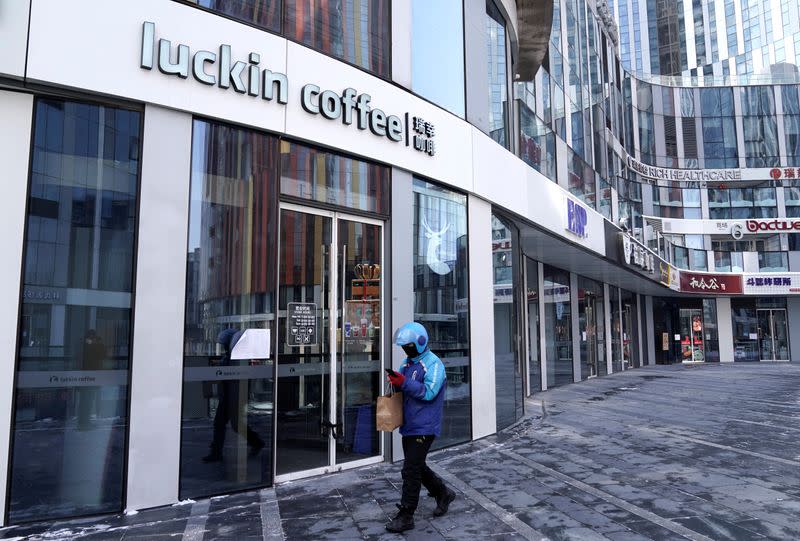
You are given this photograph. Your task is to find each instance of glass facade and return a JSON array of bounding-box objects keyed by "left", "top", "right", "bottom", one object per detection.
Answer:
[
  {"left": 10, "top": 99, "right": 141, "bottom": 522},
  {"left": 181, "top": 120, "right": 277, "bottom": 498},
  {"left": 492, "top": 215, "right": 522, "bottom": 429},
  {"left": 544, "top": 265, "right": 572, "bottom": 387},
  {"left": 411, "top": 0, "right": 465, "bottom": 117},
  {"left": 486, "top": 0, "right": 509, "bottom": 148},
  {"left": 526, "top": 258, "right": 541, "bottom": 394},
  {"left": 189, "top": 0, "right": 391, "bottom": 78},
  {"left": 413, "top": 179, "right": 471, "bottom": 448}
]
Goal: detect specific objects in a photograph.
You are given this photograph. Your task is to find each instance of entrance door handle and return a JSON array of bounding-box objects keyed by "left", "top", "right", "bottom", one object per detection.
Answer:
[{"left": 321, "top": 420, "right": 342, "bottom": 440}]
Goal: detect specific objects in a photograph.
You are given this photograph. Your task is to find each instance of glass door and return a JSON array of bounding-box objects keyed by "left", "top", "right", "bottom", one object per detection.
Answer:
[
  {"left": 275, "top": 206, "right": 383, "bottom": 480},
  {"left": 679, "top": 309, "right": 704, "bottom": 362},
  {"left": 758, "top": 309, "right": 790, "bottom": 361}
]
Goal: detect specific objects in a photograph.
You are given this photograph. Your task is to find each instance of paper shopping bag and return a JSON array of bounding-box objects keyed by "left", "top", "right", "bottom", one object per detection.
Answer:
[{"left": 376, "top": 389, "right": 403, "bottom": 432}]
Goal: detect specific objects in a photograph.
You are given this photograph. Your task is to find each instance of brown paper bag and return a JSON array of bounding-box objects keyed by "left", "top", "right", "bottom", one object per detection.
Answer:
[{"left": 376, "top": 389, "right": 403, "bottom": 432}]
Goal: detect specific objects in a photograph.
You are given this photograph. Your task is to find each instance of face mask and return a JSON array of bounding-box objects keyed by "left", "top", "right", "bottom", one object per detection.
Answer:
[{"left": 401, "top": 343, "right": 419, "bottom": 358}]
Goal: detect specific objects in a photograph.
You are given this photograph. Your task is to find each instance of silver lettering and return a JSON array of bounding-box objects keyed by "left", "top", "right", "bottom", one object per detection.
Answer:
[
  {"left": 158, "top": 39, "right": 189, "bottom": 78},
  {"left": 141, "top": 21, "right": 155, "bottom": 70},
  {"left": 192, "top": 50, "right": 216, "bottom": 85},
  {"left": 262, "top": 70, "right": 288, "bottom": 104}
]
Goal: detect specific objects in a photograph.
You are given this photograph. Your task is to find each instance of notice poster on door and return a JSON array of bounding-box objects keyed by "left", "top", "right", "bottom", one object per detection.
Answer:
[{"left": 286, "top": 302, "right": 317, "bottom": 347}]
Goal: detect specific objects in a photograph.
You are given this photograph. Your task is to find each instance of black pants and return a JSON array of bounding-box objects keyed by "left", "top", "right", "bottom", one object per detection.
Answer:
[
  {"left": 210, "top": 386, "right": 264, "bottom": 453},
  {"left": 401, "top": 435, "right": 446, "bottom": 512}
]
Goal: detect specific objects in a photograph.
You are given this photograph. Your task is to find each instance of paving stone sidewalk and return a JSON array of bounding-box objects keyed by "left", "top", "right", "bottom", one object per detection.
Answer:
[{"left": 2, "top": 363, "right": 799, "bottom": 540}]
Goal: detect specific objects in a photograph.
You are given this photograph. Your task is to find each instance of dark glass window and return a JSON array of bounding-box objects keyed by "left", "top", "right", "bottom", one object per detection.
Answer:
[
  {"left": 492, "top": 215, "right": 523, "bottom": 428},
  {"left": 180, "top": 120, "right": 278, "bottom": 498},
  {"left": 285, "top": 0, "right": 390, "bottom": 78},
  {"left": 620, "top": 289, "right": 639, "bottom": 369},
  {"left": 413, "top": 179, "right": 471, "bottom": 448},
  {"left": 280, "top": 141, "right": 389, "bottom": 215},
  {"left": 526, "top": 258, "right": 541, "bottom": 393},
  {"left": 544, "top": 265, "right": 572, "bottom": 387},
  {"left": 10, "top": 99, "right": 141, "bottom": 523},
  {"left": 519, "top": 101, "right": 557, "bottom": 182},
  {"left": 578, "top": 276, "right": 605, "bottom": 380},
  {"left": 486, "top": 1, "right": 509, "bottom": 148}
]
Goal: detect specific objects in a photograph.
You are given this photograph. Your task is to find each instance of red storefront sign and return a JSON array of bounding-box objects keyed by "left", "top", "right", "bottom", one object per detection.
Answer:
[
  {"left": 680, "top": 272, "right": 743, "bottom": 294},
  {"left": 745, "top": 218, "right": 800, "bottom": 233}
]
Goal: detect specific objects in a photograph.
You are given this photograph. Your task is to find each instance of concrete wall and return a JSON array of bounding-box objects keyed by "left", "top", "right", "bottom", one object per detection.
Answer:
[
  {"left": 468, "top": 196, "right": 496, "bottom": 438},
  {"left": 0, "top": 91, "right": 33, "bottom": 526},
  {"left": 126, "top": 105, "right": 192, "bottom": 511},
  {"left": 716, "top": 297, "right": 734, "bottom": 363}
]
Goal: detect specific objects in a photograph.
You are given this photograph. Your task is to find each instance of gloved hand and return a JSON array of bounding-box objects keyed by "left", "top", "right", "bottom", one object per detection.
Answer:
[{"left": 387, "top": 371, "right": 405, "bottom": 387}]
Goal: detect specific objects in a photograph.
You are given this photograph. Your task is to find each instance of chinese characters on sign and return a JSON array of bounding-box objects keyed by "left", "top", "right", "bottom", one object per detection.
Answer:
[
  {"left": 411, "top": 116, "right": 436, "bottom": 156},
  {"left": 769, "top": 168, "right": 799, "bottom": 180},
  {"left": 679, "top": 272, "right": 743, "bottom": 294},
  {"left": 286, "top": 302, "right": 317, "bottom": 347},
  {"left": 621, "top": 233, "right": 655, "bottom": 273},
  {"left": 742, "top": 273, "right": 800, "bottom": 295}
]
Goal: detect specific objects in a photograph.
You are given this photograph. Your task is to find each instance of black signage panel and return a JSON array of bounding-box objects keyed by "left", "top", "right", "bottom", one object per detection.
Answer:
[{"left": 286, "top": 302, "right": 317, "bottom": 347}]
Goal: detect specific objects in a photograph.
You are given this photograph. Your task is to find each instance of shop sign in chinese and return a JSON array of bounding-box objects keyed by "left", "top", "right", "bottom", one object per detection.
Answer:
[
  {"left": 659, "top": 262, "right": 681, "bottom": 291},
  {"left": 769, "top": 167, "right": 800, "bottom": 180},
  {"left": 286, "top": 302, "right": 317, "bottom": 346},
  {"left": 566, "top": 198, "right": 588, "bottom": 238},
  {"left": 742, "top": 273, "right": 800, "bottom": 295},
  {"left": 620, "top": 233, "right": 656, "bottom": 273},
  {"left": 680, "top": 272, "right": 743, "bottom": 294}
]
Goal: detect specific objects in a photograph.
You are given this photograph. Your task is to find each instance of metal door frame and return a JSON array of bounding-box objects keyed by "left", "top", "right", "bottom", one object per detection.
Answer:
[
  {"left": 274, "top": 203, "right": 385, "bottom": 484},
  {"left": 757, "top": 308, "right": 790, "bottom": 362}
]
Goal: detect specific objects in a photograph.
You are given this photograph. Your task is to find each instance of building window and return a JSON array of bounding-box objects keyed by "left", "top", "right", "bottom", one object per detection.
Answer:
[
  {"left": 740, "top": 86, "right": 779, "bottom": 167},
  {"left": 700, "top": 88, "right": 737, "bottom": 168},
  {"left": 519, "top": 99, "right": 557, "bottom": 182},
  {"left": 411, "top": 0, "right": 465, "bottom": 117},
  {"left": 187, "top": 0, "right": 391, "bottom": 78},
  {"left": 758, "top": 251, "right": 789, "bottom": 272},
  {"left": 486, "top": 1, "right": 509, "bottom": 148},
  {"left": 180, "top": 120, "right": 279, "bottom": 499},
  {"left": 413, "top": 179, "right": 471, "bottom": 448},
  {"left": 9, "top": 99, "right": 141, "bottom": 523}
]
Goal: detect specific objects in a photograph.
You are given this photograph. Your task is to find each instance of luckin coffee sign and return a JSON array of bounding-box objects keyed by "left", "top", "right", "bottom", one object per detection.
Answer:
[{"left": 139, "top": 22, "right": 436, "bottom": 156}]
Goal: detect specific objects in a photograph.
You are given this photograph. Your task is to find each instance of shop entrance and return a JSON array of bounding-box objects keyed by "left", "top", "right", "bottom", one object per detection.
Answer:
[
  {"left": 274, "top": 205, "right": 384, "bottom": 481},
  {"left": 679, "top": 308, "right": 705, "bottom": 362},
  {"left": 757, "top": 309, "right": 789, "bottom": 361}
]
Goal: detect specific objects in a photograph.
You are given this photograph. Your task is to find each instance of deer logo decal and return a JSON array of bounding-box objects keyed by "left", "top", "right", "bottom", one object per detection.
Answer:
[{"left": 421, "top": 215, "right": 452, "bottom": 275}]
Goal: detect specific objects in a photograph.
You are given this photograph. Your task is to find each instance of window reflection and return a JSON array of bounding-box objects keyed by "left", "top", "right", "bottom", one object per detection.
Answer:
[
  {"left": 544, "top": 265, "right": 572, "bottom": 387},
  {"left": 413, "top": 179, "right": 471, "bottom": 449},
  {"left": 10, "top": 99, "right": 141, "bottom": 523},
  {"left": 180, "top": 120, "right": 277, "bottom": 499},
  {"left": 486, "top": 1, "right": 509, "bottom": 148}
]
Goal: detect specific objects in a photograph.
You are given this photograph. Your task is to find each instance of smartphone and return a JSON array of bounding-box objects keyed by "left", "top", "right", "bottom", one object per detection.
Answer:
[{"left": 384, "top": 368, "right": 399, "bottom": 377}]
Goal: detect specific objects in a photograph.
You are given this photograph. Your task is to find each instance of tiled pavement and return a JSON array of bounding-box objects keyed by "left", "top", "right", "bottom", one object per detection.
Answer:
[{"left": 2, "top": 362, "right": 800, "bottom": 540}]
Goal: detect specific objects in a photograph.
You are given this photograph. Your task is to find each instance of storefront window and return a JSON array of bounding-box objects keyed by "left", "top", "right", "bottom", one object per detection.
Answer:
[
  {"left": 413, "top": 179, "right": 471, "bottom": 448},
  {"left": 620, "top": 289, "right": 639, "bottom": 369},
  {"left": 492, "top": 215, "right": 522, "bottom": 428},
  {"left": 411, "top": 0, "right": 465, "bottom": 117},
  {"left": 180, "top": 120, "right": 278, "bottom": 499},
  {"left": 526, "top": 258, "right": 541, "bottom": 394},
  {"left": 280, "top": 141, "right": 389, "bottom": 215},
  {"left": 703, "top": 299, "right": 719, "bottom": 362},
  {"left": 10, "top": 99, "right": 141, "bottom": 522},
  {"left": 578, "top": 277, "right": 605, "bottom": 379},
  {"left": 544, "top": 265, "right": 572, "bottom": 387},
  {"left": 486, "top": 1, "right": 509, "bottom": 148},
  {"left": 610, "top": 285, "right": 622, "bottom": 372},
  {"left": 731, "top": 299, "right": 759, "bottom": 362}
]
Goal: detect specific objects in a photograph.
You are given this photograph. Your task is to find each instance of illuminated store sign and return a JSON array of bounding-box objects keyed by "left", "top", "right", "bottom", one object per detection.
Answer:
[
  {"left": 139, "top": 21, "right": 436, "bottom": 156},
  {"left": 680, "top": 272, "right": 743, "bottom": 294},
  {"left": 627, "top": 155, "right": 741, "bottom": 182},
  {"left": 566, "top": 198, "right": 588, "bottom": 238}
]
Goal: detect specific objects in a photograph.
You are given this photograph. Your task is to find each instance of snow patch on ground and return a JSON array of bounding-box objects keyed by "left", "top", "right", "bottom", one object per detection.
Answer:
[{"left": 173, "top": 499, "right": 196, "bottom": 506}]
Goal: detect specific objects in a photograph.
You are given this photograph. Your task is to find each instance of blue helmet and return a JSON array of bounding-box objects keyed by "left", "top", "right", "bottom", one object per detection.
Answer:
[{"left": 393, "top": 322, "right": 429, "bottom": 355}]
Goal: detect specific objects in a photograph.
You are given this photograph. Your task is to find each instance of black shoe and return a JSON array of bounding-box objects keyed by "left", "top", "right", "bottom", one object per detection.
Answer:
[
  {"left": 433, "top": 489, "right": 455, "bottom": 517},
  {"left": 385, "top": 507, "right": 415, "bottom": 533},
  {"left": 202, "top": 451, "right": 222, "bottom": 463}
]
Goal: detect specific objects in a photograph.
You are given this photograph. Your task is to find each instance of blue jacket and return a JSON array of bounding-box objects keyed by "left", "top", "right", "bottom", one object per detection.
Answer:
[{"left": 398, "top": 349, "right": 446, "bottom": 437}]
